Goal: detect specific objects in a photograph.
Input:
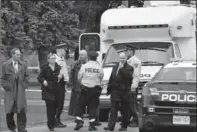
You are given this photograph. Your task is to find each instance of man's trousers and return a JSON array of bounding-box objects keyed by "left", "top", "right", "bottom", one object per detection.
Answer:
[
  {"left": 75, "top": 88, "right": 100, "bottom": 121},
  {"left": 108, "top": 101, "right": 130, "bottom": 129},
  {"left": 55, "top": 82, "right": 66, "bottom": 122},
  {"left": 6, "top": 109, "right": 26, "bottom": 131}
]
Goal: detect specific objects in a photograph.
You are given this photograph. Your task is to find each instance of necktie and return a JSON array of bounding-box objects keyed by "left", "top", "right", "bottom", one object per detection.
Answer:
[{"left": 14, "top": 62, "right": 18, "bottom": 73}]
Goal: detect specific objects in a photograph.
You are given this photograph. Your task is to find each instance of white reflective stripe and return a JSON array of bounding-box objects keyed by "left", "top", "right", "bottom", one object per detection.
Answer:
[
  {"left": 76, "top": 117, "right": 83, "bottom": 120},
  {"left": 89, "top": 119, "right": 96, "bottom": 122},
  {"left": 158, "top": 91, "right": 196, "bottom": 94}
]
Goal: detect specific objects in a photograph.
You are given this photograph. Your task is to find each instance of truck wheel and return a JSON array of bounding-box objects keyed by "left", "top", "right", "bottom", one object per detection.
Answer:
[{"left": 99, "top": 109, "right": 110, "bottom": 122}]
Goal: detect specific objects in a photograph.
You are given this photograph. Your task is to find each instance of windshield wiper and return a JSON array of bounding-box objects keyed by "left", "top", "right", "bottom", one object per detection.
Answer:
[{"left": 142, "top": 61, "right": 165, "bottom": 65}]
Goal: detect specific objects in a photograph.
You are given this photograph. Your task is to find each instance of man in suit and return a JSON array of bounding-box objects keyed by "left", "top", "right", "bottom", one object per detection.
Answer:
[
  {"left": 104, "top": 52, "right": 134, "bottom": 131},
  {"left": 1, "top": 48, "right": 29, "bottom": 132},
  {"left": 126, "top": 45, "right": 142, "bottom": 127}
]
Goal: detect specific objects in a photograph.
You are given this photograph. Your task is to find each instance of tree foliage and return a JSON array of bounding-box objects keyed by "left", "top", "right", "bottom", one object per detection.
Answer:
[{"left": 1, "top": 0, "right": 82, "bottom": 56}]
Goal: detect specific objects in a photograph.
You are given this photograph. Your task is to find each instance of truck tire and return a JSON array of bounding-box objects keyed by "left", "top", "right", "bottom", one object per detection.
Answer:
[{"left": 99, "top": 109, "right": 110, "bottom": 122}]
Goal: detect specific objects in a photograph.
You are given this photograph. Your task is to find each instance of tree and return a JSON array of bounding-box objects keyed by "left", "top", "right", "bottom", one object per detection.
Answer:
[{"left": 1, "top": 1, "right": 82, "bottom": 67}]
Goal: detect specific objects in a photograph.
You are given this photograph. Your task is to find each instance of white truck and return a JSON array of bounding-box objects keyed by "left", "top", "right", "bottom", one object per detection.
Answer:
[{"left": 78, "top": 5, "right": 196, "bottom": 121}]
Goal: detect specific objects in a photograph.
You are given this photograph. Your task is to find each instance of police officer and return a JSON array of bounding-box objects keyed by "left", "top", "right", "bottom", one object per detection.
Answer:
[
  {"left": 54, "top": 44, "right": 69, "bottom": 128},
  {"left": 126, "top": 44, "right": 141, "bottom": 127},
  {"left": 74, "top": 51, "right": 104, "bottom": 131}
]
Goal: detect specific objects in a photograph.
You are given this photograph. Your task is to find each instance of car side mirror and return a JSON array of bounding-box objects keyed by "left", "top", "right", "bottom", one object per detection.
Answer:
[{"left": 102, "top": 53, "right": 106, "bottom": 60}]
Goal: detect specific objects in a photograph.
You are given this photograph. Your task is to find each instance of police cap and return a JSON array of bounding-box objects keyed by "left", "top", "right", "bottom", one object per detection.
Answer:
[
  {"left": 88, "top": 51, "right": 98, "bottom": 57},
  {"left": 55, "top": 43, "right": 67, "bottom": 49},
  {"left": 125, "top": 44, "right": 137, "bottom": 50}
]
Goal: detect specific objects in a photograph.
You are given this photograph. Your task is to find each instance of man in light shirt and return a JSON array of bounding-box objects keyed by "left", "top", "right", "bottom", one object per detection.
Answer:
[
  {"left": 126, "top": 44, "right": 141, "bottom": 127},
  {"left": 52, "top": 44, "right": 69, "bottom": 128}
]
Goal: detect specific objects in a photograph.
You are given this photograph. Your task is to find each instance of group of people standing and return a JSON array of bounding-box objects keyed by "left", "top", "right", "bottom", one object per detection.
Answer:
[{"left": 1, "top": 43, "right": 141, "bottom": 132}]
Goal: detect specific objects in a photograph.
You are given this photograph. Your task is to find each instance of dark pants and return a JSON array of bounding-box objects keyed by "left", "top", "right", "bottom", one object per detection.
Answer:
[
  {"left": 129, "top": 91, "right": 138, "bottom": 123},
  {"left": 6, "top": 109, "right": 27, "bottom": 131},
  {"left": 68, "top": 91, "right": 81, "bottom": 116},
  {"left": 55, "top": 82, "right": 66, "bottom": 122},
  {"left": 45, "top": 100, "right": 56, "bottom": 129},
  {"left": 108, "top": 101, "right": 130, "bottom": 129},
  {"left": 75, "top": 88, "right": 100, "bottom": 121}
]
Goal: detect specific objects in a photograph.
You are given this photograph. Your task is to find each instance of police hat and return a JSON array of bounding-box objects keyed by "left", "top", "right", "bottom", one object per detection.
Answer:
[
  {"left": 125, "top": 44, "right": 137, "bottom": 50},
  {"left": 88, "top": 51, "right": 99, "bottom": 57},
  {"left": 55, "top": 43, "right": 67, "bottom": 49}
]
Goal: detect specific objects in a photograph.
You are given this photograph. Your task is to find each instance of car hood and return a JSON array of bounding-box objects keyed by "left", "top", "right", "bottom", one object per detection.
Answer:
[{"left": 140, "top": 66, "right": 163, "bottom": 81}]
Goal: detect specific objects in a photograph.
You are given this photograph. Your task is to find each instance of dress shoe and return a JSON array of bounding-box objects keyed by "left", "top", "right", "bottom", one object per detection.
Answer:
[
  {"left": 55, "top": 122, "right": 67, "bottom": 128},
  {"left": 89, "top": 125, "right": 97, "bottom": 131},
  {"left": 118, "top": 127, "right": 127, "bottom": 131},
  {"left": 49, "top": 128, "right": 54, "bottom": 131},
  {"left": 128, "top": 122, "right": 137, "bottom": 127},
  {"left": 74, "top": 121, "right": 83, "bottom": 130},
  {"left": 103, "top": 127, "right": 114, "bottom": 131},
  {"left": 94, "top": 121, "right": 102, "bottom": 126}
]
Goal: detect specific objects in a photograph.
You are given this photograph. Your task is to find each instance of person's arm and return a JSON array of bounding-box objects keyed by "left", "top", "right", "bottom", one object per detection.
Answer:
[
  {"left": 100, "top": 68, "right": 104, "bottom": 82},
  {"left": 61, "top": 60, "right": 69, "bottom": 83},
  {"left": 78, "top": 64, "right": 85, "bottom": 83},
  {"left": 23, "top": 62, "right": 30, "bottom": 89},
  {"left": 69, "top": 63, "right": 75, "bottom": 85},
  {"left": 1, "top": 63, "right": 12, "bottom": 91},
  {"left": 37, "top": 67, "right": 45, "bottom": 84},
  {"left": 131, "top": 60, "right": 141, "bottom": 89},
  {"left": 119, "top": 64, "right": 133, "bottom": 80}
]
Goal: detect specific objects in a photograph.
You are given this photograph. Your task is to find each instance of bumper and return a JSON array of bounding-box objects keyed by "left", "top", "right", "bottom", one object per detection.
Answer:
[
  {"left": 139, "top": 114, "right": 196, "bottom": 130},
  {"left": 99, "top": 95, "right": 111, "bottom": 109}
]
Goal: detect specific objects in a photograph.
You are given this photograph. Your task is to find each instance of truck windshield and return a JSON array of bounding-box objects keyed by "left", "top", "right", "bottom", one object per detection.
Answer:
[{"left": 103, "top": 42, "right": 174, "bottom": 67}]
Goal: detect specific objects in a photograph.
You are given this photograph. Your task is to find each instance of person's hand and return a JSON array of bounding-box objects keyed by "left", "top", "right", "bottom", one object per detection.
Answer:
[
  {"left": 43, "top": 80, "right": 48, "bottom": 86},
  {"left": 119, "top": 62, "right": 124, "bottom": 68},
  {"left": 58, "top": 74, "right": 63, "bottom": 80}
]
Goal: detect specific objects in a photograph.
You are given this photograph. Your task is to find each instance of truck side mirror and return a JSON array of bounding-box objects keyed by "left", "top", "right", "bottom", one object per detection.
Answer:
[{"left": 102, "top": 53, "right": 106, "bottom": 60}]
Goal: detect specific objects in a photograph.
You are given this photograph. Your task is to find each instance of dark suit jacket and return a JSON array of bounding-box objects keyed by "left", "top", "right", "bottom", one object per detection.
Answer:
[{"left": 107, "top": 62, "right": 134, "bottom": 101}]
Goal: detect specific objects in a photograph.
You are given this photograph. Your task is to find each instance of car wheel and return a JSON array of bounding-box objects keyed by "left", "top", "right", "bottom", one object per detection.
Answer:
[{"left": 99, "top": 109, "right": 110, "bottom": 122}]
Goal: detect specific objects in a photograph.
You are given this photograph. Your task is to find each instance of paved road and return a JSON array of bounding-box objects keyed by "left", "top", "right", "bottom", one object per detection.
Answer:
[
  {"left": 1, "top": 120, "right": 139, "bottom": 132},
  {"left": 0, "top": 87, "right": 71, "bottom": 130}
]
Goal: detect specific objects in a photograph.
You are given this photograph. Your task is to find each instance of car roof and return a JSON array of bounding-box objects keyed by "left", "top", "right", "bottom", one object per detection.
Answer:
[{"left": 165, "top": 61, "right": 196, "bottom": 68}]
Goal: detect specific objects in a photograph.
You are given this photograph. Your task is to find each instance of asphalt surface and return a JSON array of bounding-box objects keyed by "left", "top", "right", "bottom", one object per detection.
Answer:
[{"left": 1, "top": 120, "right": 139, "bottom": 132}]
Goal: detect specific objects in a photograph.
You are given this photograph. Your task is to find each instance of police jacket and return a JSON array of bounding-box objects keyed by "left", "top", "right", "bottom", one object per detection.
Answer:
[
  {"left": 127, "top": 55, "right": 141, "bottom": 89},
  {"left": 55, "top": 54, "right": 69, "bottom": 82},
  {"left": 107, "top": 62, "right": 134, "bottom": 94},
  {"left": 37, "top": 63, "right": 63, "bottom": 101},
  {"left": 78, "top": 61, "right": 104, "bottom": 88}
]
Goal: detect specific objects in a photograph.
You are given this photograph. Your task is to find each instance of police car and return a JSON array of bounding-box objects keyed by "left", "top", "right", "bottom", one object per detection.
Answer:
[{"left": 138, "top": 59, "right": 196, "bottom": 132}]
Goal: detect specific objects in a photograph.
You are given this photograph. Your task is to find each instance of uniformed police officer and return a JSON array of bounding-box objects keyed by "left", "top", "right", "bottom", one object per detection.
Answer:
[
  {"left": 74, "top": 51, "right": 104, "bottom": 131},
  {"left": 53, "top": 44, "right": 69, "bottom": 128},
  {"left": 126, "top": 44, "right": 141, "bottom": 127}
]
